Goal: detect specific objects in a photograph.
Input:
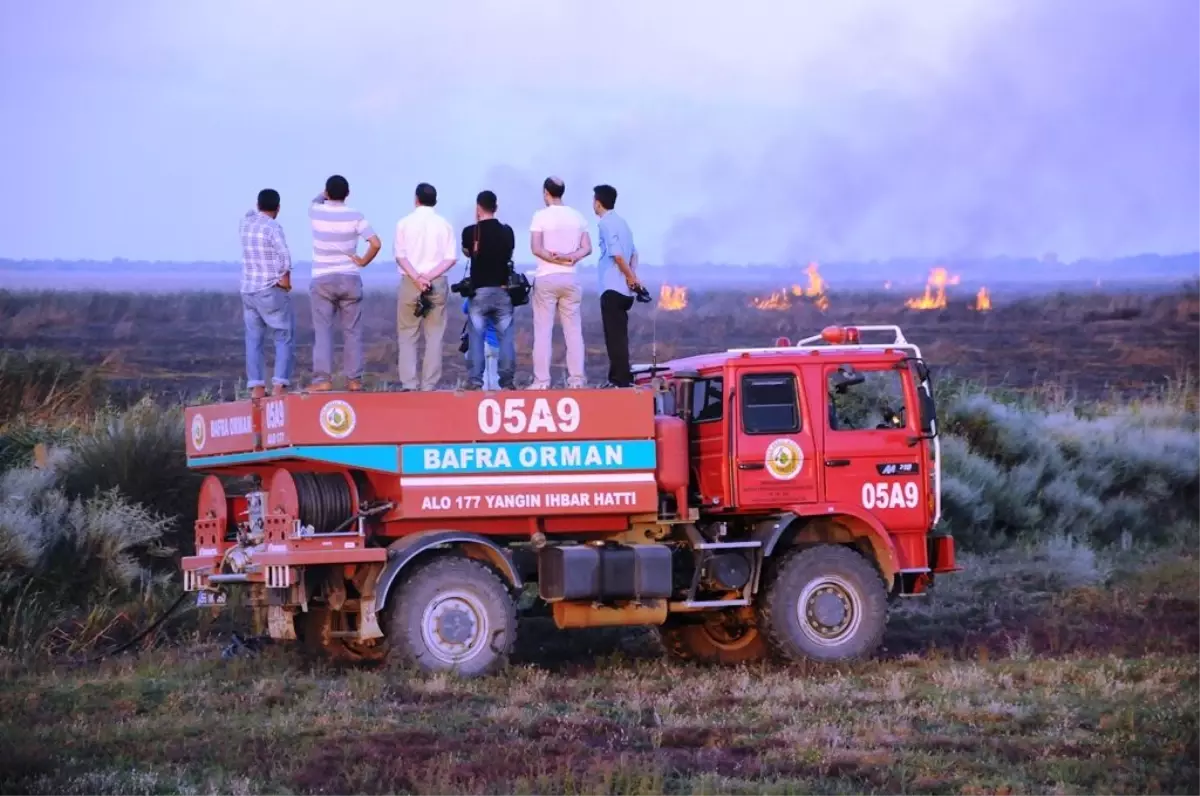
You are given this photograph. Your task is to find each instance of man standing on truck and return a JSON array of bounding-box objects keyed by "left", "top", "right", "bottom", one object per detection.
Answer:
[
  {"left": 529, "top": 177, "right": 591, "bottom": 389},
  {"left": 308, "top": 175, "right": 381, "bottom": 392},
  {"left": 239, "top": 188, "right": 295, "bottom": 399},
  {"left": 592, "top": 184, "right": 640, "bottom": 388},
  {"left": 394, "top": 182, "right": 458, "bottom": 391},
  {"left": 460, "top": 190, "right": 516, "bottom": 390}
]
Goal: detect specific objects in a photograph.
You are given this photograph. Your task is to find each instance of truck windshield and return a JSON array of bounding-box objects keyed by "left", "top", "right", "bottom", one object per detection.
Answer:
[{"left": 827, "top": 368, "right": 908, "bottom": 431}]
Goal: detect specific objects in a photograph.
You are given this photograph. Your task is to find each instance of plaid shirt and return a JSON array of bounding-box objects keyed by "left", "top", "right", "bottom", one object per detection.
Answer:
[{"left": 239, "top": 209, "right": 292, "bottom": 293}]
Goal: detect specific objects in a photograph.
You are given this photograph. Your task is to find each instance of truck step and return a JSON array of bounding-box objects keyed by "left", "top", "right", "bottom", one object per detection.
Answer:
[{"left": 674, "top": 598, "right": 751, "bottom": 609}]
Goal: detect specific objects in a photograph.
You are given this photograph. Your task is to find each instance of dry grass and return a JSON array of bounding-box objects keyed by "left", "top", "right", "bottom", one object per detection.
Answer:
[
  {"left": 0, "top": 286, "right": 1195, "bottom": 401},
  {"left": 0, "top": 550, "right": 1195, "bottom": 795}
]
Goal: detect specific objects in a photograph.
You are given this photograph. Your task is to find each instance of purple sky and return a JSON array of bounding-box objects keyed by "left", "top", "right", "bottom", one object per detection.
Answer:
[{"left": 1, "top": 0, "right": 1196, "bottom": 267}]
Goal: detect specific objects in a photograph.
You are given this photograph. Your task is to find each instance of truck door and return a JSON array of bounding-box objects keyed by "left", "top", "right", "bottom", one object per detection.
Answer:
[
  {"left": 732, "top": 368, "right": 818, "bottom": 508},
  {"left": 820, "top": 361, "right": 930, "bottom": 532},
  {"left": 688, "top": 374, "right": 729, "bottom": 508}
]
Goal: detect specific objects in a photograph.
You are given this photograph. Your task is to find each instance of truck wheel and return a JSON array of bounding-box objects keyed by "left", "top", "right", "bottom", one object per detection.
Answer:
[
  {"left": 661, "top": 613, "right": 769, "bottom": 665},
  {"left": 386, "top": 556, "right": 516, "bottom": 677},
  {"left": 757, "top": 544, "right": 887, "bottom": 663}
]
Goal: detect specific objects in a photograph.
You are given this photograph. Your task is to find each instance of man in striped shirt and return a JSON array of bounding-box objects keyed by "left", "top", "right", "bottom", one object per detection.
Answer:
[
  {"left": 308, "top": 174, "right": 381, "bottom": 391},
  {"left": 239, "top": 188, "right": 295, "bottom": 400}
]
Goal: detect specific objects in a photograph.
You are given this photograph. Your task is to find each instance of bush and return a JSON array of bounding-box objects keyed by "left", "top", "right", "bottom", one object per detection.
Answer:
[
  {"left": 937, "top": 385, "right": 1199, "bottom": 551},
  {"left": 0, "top": 457, "right": 175, "bottom": 655},
  {"left": 0, "top": 349, "right": 106, "bottom": 427},
  {"left": 58, "top": 398, "right": 204, "bottom": 562}
]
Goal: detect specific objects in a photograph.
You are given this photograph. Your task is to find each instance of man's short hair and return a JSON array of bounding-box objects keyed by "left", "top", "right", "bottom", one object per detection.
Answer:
[
  {"left": 476, "top": 190, "right": 497, "bottom": 213},
  {"left": 325, "top": 174, "right": 349, "bottom": 201},
  {"left": 257, "top": 189, "right": 280, "bottom": 213},
  {"left": 543, "top": 176, "right": 565, "bottom": 199},
  {"left": 593, "top": 184, "right": 618, "bottom": 211},
  {"left": 416, "top": 182, "right": 437, "bottom": 207}
]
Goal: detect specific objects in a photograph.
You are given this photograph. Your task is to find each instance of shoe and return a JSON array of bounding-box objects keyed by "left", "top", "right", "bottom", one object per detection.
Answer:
[
  {"left": 347, "top": 379, "right": 363, "bottom": 392},
  {"left": 309, "top": 381, "right": 333, "bottom": 392},
  {"left": 271, "top": 383, "right": 288, "bottom": 397},
  {"left": 250, "top": 386, "right": 266, "bottom": 400},
  {"left": 463, "top": 380, "right": 484, "bottom": 391}
]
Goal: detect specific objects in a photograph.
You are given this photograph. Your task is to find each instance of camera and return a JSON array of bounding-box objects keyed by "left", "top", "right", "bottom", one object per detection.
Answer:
[
  {"left": 415, "top": 288, "right": 433, "bottom": 318},
  {"left": 450, "top": 276, "right": 475, "bottom": 299},
  {"left": 632, "top": 283, "right": 652, "bottom": 303}
]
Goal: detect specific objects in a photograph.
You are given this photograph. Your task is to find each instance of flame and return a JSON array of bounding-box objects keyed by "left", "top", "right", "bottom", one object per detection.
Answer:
[
  {"left": 972, "top": 286, "right": 992, "bottom": 311},
  {"left": 752, "top": 290, "right": 792, "bottom": 311},
  {"left": 657, "top": 284, "right": 688, "bottom": 311},
  {"left": 904, "top": 267, "right": 960, "bottom": 310},
  {"left": 757, "top": 261, "right": 829, "bottom": 311}
]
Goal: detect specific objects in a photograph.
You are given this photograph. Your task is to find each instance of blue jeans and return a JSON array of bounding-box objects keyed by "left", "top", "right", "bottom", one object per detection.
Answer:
[
  {"left": 242, "top": 285, "right": 295, "bottom": 388},
  {"left": 467, "top": 287, "right": 515, "bottom": 388}
]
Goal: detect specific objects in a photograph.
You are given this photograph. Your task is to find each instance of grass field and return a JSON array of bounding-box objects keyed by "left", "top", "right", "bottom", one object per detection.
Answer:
[
  {"left": 1, "top": 544, "right": 1196, "bottom": 795},
  {"left": 0, "top": 284, "right": 1197, "bottom": 794}
]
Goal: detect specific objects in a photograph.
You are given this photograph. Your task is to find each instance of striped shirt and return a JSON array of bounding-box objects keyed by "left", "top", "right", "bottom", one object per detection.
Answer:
[
  {"left": 309, "top": 194, "right": 376, "bottom": 279},
  {"left": 239, "top": 209, "right": 292, "bottom": 293}
]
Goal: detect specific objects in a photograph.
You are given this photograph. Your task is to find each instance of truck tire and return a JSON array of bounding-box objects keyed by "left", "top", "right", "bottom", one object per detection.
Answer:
[
  {"left": 660, "top": 615, "right": 769, "bottom": 665},
  {"left": 757, "top": 544, "right": 887, "bottom": 663},
  {"left": 386, "top": 555, "right": 516, "bottom": 677}
]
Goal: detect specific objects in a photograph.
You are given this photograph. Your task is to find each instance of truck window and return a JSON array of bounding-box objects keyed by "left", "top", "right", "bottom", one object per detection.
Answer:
[
  {"left": 691, "top": 377, "right": 724, "bottom": 423},
  {"left": 828, "top": 368, "right": 907, "bottom": 431},
  {"left": 741, "top": 373, "right": 800, "bottom": 434}
]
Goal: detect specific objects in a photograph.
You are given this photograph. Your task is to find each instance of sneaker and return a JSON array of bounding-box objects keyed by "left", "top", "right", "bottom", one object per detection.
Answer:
[
  {"left": 309, "top": 381, "right": 333, "bottom": 392},
  {"left": 347, "top": 379, "right": 363, "bottom": 392},
  {"left": 250, "top": 385, "right": 266, "bottom": 400}
]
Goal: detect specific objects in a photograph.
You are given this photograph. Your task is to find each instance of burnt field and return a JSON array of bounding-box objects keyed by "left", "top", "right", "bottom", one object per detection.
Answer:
[{"left": 1, "top": 284, "right": 1197, "bottom": 401}]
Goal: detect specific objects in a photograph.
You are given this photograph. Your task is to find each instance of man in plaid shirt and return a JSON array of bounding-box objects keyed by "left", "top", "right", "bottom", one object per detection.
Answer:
[{"left": 239, "top": 188, "right": 295, "bottom": 399}]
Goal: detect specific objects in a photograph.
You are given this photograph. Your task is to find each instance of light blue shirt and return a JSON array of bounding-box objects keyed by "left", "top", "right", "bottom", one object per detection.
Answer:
[{"left": 597, "top": 210, "right": 637, "bottom": 297}]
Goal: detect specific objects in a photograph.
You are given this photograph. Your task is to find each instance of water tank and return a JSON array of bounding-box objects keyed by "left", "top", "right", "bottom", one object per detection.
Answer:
[{"left": 654, "top": 414, "right": 689, "bottom": 500}]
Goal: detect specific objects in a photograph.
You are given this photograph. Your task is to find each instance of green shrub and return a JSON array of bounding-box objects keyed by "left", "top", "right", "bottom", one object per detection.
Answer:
[
  {"left": 0, "top": 459, "right": 175, "bottom": 655},
  {"left": 937, "top": 386, "right": 1199, "bottom": 551},
  {"left": 58, "top": 398, "right": 204, "bottom": 562}
]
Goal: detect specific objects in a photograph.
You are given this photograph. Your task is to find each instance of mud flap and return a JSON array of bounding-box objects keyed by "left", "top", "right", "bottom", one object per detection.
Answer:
[
  {"left": 356, "top": 564, "right": 385, "bottom": 640},
  {"left": 267, "top": 605, "right": 297, "bottom": 640}
]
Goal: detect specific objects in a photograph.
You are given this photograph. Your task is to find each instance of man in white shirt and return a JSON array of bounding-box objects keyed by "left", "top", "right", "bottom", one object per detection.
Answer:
[
  {"left": 529, "top": 176, "right": 592, "bottom": 389},
  {"left": 393, "top": 182, "right": 458, "bottom": 391}
]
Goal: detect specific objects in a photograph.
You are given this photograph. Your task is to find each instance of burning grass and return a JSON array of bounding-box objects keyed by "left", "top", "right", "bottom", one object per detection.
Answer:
[
  {"left": 0, "top": 285, "right": 1195, "bottom": 401},
  {"left": 0, "top": 546, "right": 1195, "bottom": 795}
]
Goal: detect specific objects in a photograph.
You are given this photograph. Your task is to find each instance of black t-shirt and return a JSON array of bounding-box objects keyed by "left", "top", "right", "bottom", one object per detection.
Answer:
[{"left": 461, "top": 219, "right": 515, "bottom": 288}]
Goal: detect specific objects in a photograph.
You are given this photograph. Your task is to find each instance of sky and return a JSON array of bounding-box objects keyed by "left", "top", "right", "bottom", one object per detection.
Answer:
[{"left": 0, "top": 0, "right": 1197, "bottom": 268}]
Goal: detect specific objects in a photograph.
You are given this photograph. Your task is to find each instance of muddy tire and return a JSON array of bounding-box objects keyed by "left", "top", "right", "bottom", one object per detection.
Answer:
[
  {"left": 757, "top": 544, "right": 888, "bottom": 663},
  {"left": 660, "top": 614, "right": 770, "bottom": 665},
  {"left": 386, "top": 555, "right": 516, "bottom": 677}
]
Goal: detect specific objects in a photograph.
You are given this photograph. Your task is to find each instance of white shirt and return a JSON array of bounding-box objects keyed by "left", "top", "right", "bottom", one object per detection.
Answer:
[
  {"left": 394, "top": 205, "right": 457, "bottom": 276},
  {"left": 530, "top": 203, "right": 589, "bottom": 277}
]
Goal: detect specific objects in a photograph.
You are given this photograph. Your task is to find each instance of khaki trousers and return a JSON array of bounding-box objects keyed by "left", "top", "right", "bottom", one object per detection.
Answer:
[
  {"left": 396, "top": 275, "right": 448, "bottom": 391},
  {"left": 531, "top": 272, "right": 585, "bottom": 389}
]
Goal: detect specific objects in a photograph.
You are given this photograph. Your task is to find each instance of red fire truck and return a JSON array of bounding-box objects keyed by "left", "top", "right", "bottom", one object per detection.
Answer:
[{"left": 181, "top": 325, "right": 958, "bottom": 675}]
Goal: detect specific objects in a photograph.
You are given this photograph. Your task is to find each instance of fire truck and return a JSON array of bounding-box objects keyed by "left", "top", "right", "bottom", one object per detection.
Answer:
[{"left": 181, "top": 325, "right": 958, "bottom": 676}]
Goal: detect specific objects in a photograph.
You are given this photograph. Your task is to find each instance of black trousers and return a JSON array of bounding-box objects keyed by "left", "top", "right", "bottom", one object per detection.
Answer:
[{"left": 600, "top": 289, "right": 635, "bottom": 386}]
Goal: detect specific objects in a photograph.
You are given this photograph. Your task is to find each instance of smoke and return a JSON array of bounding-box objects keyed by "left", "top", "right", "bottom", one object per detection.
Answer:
[{"left": 653, "top": 0, "right": 1199, "bottom": 265}]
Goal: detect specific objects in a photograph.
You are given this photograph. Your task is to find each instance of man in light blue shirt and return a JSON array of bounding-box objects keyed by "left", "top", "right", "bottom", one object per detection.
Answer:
[{"left": 592, "top": 184, "right": 640, "bottom": 387}]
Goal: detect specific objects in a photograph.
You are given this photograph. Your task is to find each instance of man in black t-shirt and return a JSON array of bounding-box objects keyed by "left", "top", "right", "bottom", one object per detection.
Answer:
[{"left": 460, "top": 190, "right": 517, "bottom": 389}]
